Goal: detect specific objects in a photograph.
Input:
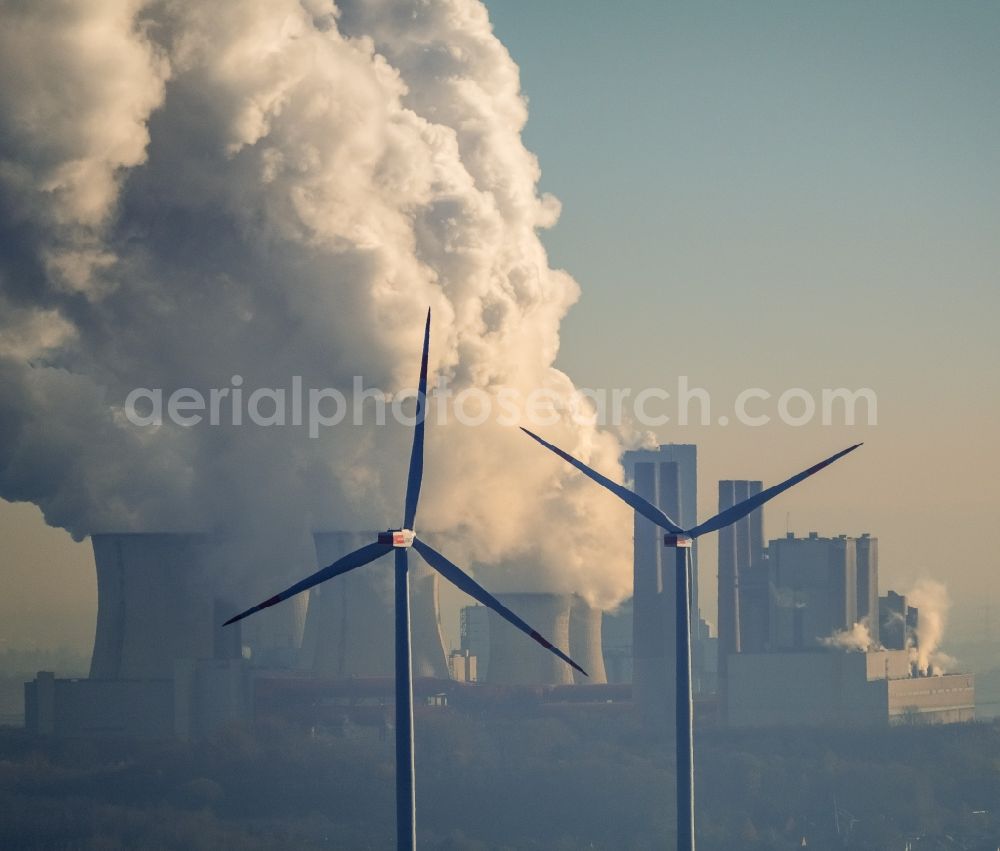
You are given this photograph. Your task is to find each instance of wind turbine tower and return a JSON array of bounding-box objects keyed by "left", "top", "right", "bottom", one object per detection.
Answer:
[
  {"left": 227, "top": 311, "right": 585, "bottom": 850},
  {"left": 522, "top": 428, "right": 861, "bottom": 851}
]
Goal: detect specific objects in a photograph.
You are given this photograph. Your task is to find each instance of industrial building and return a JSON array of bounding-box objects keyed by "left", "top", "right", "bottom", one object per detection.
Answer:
[
  {"left": 28, "top": 530, "right": 448, "bottom": 739},
  {"left": 484, "top": 593, "right": 607, "bottom": 686},
  {"left": 601, "top": 598, "right": 633, "bottom": 684},
  {"left": 459, "top": 604, "right": 491, "bottom": 680},
  {"left": 301, "top": 531, "right": 449, "bottom": 679},
  {"left": 621, "top": 444, "right": 710, "bottom": 718},
  {"left": 89, "top": 533, "right": 243, "bottom": 680},
  {"left": 856, "top": 534, "right": 879, "bottom": 641},
  {"left": 738, "top": 532, "right": 881, "bottom": 653},
  {"left": 25, "top": 656, "right": 252, "bottom": 741},
  {"left": 569, "top": 596, "right": 608, "bottom": 685},
  {"left": 485, "top": 592, "right": 572, "bottom": 685},
  {"left": 26, "top": 530, "right": 614, "bottom": 739},
  {"left": 769, "top": 532, "right": 858, "bottom": 650},
  {"left": 448, "top": 649, "right": 477, "bottom": 682},
  {"left": 623, "top": 445, "right": 701, "bottom": 621},
  {"left": 25, "top": 673, "right": 175, "bottom": 739},
  {"left": 716, "top": 480, "right": 764, "bottom": 702},
  {"left": 879, "top": 590, "right": 919, "bottom": 651},
  {"left": 738, "top": 558, "right": 771, "bottom": 654},
  {"left": 24, "top": 485, "right": 973, "bottom": 738},
  {"left": 727, "top": 649, "right": 974, "bottom": 727},
  {"left": 27, "top": 533, "right": 262, "bottom": 739},
  {"left": 719, "top": 524, "right": 972, "bottom": 728}
]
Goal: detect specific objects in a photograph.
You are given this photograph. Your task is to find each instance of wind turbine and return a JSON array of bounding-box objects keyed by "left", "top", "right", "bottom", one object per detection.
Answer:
[
  {"left": 521, "top": 427, "right": 861, "bottom": 851},
  {"left": 224, "top": 310, "right": 585, "bottom": 851}
]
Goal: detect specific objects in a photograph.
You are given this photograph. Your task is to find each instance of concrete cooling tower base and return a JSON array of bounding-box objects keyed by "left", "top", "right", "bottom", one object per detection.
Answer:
[
  {"left": 302, "top": 532, "right": 449, "bottom": 679},
  {"left": 486, "top": 593, "right": 609, "bottom": 686},
  {"left": 89, "top": 534, "right": 242, "bottom": 680},
  {"left": 487, "top": 593, "right": 574, "bottom": 686},
  {"left": 569, "top": 596, "right": 608, "bottom": 685}
]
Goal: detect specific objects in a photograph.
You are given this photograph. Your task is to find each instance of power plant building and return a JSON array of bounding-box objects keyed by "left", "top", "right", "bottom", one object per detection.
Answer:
[
  {"left": 602, "top": 598, "right": 633, "bottom": 684},
  {"left": 723, "top": 530, "right": 973, "bottom": 728},
  {"left": 727, "top": 649, "right": 974, "bottom": 727},
  {"left": 28, "top": 534, "right": 259, "bottom": 739},
  {"left": 24, "top": 515, "right": 971, "bottom": 738},
  {"left": 717, "top": 480, "right": 764, "bottom": 689},
  {"left": 484, "top": 593, "right": 607, "bottom": 686},
  {"left": 29, "top": 529, "right": 452, "bottom": 740},
  {"left": 734, "top": 532, "right": 881, "bottom": 654},
  {"left": 856, "top": 534, "right": 879, "bottom": 643},
  {"left": 768, "top": 532, "right": 858, "bottom": 651},
  {"left": 621, "top": 444, "right": 702, "bottom": 718},
  {"left": 569, "top": 596, "right": 608, "bottom": 685},
  {"left": 486, "top": 593, "right": 574, "bottom": 685},
  {"left": 738, "top": 558, "right": 772, "bottom": 654},
  {"left": 300, "top": 532, "right": 450, "bottom": 679},
  {"left": 459, "top": 604, "right": 491, "bottom": 681},
  {"left": 89, "top": 533, "right": 243, "bottom": 680},
  {"left": 624, "top": 444, "right": 701, "bottom": 617},
  {"left": 879, "top": 590, "right": 919, "bottom": 651}
]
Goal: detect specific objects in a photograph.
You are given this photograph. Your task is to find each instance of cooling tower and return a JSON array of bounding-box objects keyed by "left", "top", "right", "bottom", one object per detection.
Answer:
[
  {"left": 487, "top": 593, "right": 574, "bottom": 685},
  {"left": 303, "top": 532, "right": 449, "bottom": 679},
  {"left": 569, "top": 596, "right": 608, "bottom": 684},
  {"left": 89, "top": 534, "right": 241, "bottom": 680},
  {"left": 238, "top": 599, "right": 306, "bottom": 667}
]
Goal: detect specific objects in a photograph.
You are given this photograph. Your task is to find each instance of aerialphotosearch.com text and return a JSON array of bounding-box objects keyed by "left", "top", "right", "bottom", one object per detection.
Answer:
[{"left": 123, "top": 376, "right": 877, "bottom": 437}]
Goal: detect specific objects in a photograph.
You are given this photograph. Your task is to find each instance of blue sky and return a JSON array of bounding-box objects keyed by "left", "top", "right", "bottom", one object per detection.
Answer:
[{"left": 487, "top": 1, "right": 998, "bottom": 386}]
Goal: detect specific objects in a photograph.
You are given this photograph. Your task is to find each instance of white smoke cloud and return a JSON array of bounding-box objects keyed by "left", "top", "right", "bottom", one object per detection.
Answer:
[
  {"left": 0, "top": 0, "right": 631, "bottom": 608},
  {"left": 821, "top": 621, "right": 872, "bottom": 652},
  {"left": 906, "top": 579, "right": 954, "bottom": 675}
]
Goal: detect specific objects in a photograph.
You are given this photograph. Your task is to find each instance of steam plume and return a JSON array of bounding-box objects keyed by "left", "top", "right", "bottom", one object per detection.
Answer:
[
  {"left": 906, "top": 579, "right": 954, "bottom": 675},
  {"left": 0, "top": 0, "right": 631, "bottom": 607},
  {"left": 820, "top": 622, "right": 872, "bottom": 652}
]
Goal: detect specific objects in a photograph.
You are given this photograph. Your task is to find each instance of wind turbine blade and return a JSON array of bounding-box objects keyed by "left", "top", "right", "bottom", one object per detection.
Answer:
[
  {"left": 685, "top": 443, "right": 863, "bottom": 539},
  {"left": 403, "top": 308, "right": 431, "bottom": 529},
  {"left": 411, "top": 537, "right": 588, "bottom": 677},
  {"left": 222, "top": 541, "right": 392, "bottom": 626},
  {"left": 520, "top": 427, "right": 683, "bottom": 534}
]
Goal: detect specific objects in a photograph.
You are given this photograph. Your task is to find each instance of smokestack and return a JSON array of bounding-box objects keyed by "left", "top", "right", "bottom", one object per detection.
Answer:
[
  {"left": 569, "top": 596, "right": 608, "bottom": 684},
  {"left": 487, "top": 593, "right": 573, "bottom": 685},
  {"left": 303, "top": 532, "right": 449, "bottom": 679},
  {"left": 89, "top": 534, "right": 241, "bottom": 680}
]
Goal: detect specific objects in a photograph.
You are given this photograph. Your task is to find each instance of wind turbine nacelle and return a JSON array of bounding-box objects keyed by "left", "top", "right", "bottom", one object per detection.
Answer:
[
  {"left": 663, "top": 534, "right": 693, "bottom": 548},
  {"left": 378, "top": 529, "right": 415, "bottom": 548}
]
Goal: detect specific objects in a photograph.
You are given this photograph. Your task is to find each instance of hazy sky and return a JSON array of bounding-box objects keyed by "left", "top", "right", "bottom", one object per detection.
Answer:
[
  {"left": 2, "top": 1, "right": 999, "bottom": 655},
  {"left": 484, "top": 0, "right": 1000, "bottom": 634}
]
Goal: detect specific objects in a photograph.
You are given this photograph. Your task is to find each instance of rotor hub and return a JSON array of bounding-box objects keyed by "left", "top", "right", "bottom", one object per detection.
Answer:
[{"left": 378, "top": 529, "right": 415, "bottom": 548}]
